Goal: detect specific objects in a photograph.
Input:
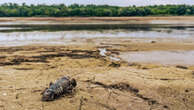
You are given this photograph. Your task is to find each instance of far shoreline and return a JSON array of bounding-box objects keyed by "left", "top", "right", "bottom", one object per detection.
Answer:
[
  {"left": 0, "top": 16, "right": 193, "bottom": 25},
  {"left": 0, "top": 16, "right": 193, "bottom": 21}
]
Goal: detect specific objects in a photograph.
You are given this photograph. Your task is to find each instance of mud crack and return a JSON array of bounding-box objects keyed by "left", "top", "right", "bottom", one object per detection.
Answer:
[
  {"left": 96, "top": 102, "right": 116, "bottom": 110},
  {"left": 85, "top": 80, "right": 169, "bottom": 110},
  {"left": 84, "top": 80, "right": 139, "bottom": 93}
]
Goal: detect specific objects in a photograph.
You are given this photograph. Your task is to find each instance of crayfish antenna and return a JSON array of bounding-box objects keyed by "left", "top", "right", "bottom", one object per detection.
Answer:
[
  {"left": 49, "top": 82, "right": 54, "bottom": 87},
  {"left": 41, "top": 87, "right": 48, "bottom": 95}
]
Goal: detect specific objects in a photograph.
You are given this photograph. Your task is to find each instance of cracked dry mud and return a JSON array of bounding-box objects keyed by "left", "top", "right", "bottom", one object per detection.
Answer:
[{"left": 0, "top": 39, "right": 194, "bottom": 110}]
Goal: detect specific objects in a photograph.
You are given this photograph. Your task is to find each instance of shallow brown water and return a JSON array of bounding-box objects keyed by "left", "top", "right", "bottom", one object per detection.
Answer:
[{"left": 120, "top": 51, "right": 194, "bottom": 66}]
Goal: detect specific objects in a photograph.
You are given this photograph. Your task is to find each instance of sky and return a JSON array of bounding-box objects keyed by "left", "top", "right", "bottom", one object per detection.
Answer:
[{"left": 0, "top": 0, "right": 194, "bottom": 6}]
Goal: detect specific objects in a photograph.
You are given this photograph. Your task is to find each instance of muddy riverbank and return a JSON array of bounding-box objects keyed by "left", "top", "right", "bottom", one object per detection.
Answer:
[
  {"left": 0, "top": 17, "right": 194, "bottom": 110},
  {"left": 0, "top": 37, "right": 194, "bottom": 110}
]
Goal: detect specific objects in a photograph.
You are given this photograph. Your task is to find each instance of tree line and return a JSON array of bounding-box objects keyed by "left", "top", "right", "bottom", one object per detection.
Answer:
[{"left": 0, "top": 3, "right": 194, "bottom": 17}]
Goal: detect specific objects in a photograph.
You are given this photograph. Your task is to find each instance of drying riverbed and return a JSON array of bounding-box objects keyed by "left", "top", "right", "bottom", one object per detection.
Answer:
[
  {"left": 0, "top": 17, "right": 194, "bottom": 110},
  {"left": 0, "top": 38, "right": 194, "bottom": 110}
]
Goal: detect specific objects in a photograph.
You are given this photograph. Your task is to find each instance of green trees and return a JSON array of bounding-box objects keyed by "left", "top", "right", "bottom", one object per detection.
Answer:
[{"left": 0, "top": 3, "right": 193, "bottom": 17}]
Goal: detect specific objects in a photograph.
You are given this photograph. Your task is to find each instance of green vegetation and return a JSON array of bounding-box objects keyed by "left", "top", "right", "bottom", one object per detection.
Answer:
[{"left": 0, "top": 3, "right": 194, "bottom": 17}]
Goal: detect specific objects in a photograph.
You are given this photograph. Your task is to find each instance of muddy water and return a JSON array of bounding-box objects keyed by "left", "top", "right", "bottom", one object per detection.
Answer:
[
  {"left": 120, "top": 51, "right": 194, "bottom": 66},
  {"left": 0, "top": 24, "right": 194, "bottom": 46},
  {"left": 0, "top": 23, "right": 194, "bottom": 65}
]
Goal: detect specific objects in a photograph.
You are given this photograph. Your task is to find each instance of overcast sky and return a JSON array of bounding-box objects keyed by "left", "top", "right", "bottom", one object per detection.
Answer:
[{"left": 0, "top": 0, "right": 194, "bottom": 6}]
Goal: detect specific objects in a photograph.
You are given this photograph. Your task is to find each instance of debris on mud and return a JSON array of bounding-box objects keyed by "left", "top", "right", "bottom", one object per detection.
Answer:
[
  {"left": 98, "top": 48, "right": 107, "bottom": 57},
  {"left": 192, "top": 71, "right": 194, "bottom": 76},
  {"left": 109, "top": 62, "right": 121, "bottom": 67},
  {"left": 151, "top": 41, "right": 156, "bottom": 43},
  {"left": 14, "top": 68, "right": 33, "bottom": 70},
  {"left": 41, "top": 76, "right": 77, "bottom": 101},
  {"left": 128, "top": 63, "right": 141, "bottom": 67},
  {"left": 176, "top": 65, "right": 188, "bottom": 69},
  {"left": 78, "top": 96, "right": 84, "bottom": 110}
]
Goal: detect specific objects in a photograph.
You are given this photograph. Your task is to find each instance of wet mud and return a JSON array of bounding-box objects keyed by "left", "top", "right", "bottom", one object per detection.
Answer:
[{"left": 0, "top": 38, "right": 194, "bottom": 110}]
